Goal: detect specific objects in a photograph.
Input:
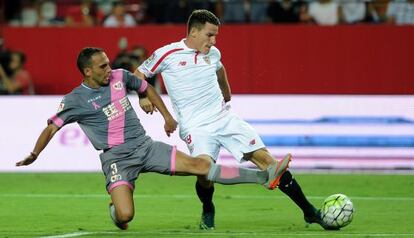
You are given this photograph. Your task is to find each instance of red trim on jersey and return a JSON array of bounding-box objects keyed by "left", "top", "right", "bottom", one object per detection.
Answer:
[
  {"left": 194, "top": 51, "right": 199, "bottom": 64},
  {"left": 150, "top": 48, "right": 184, "bottom": 72}
]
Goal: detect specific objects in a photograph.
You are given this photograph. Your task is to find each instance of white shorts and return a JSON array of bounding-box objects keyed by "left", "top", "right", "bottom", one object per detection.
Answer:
[{"left": 180, "top": 112, "right": 265, "bottom": 162}]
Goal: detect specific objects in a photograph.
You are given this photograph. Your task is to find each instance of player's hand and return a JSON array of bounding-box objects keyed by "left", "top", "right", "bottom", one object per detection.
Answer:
[
  {"left": 139, "top": 97, "right": 157, "bottom": 114},
  {"left": 164, "top": 116, "right": 177, "bottom": 137},
  {"left": 224, "top": 101, "right": 231, "bottom": 111},
  {"left": 16, "top": 153, "right": 37, "bottom": 166}
]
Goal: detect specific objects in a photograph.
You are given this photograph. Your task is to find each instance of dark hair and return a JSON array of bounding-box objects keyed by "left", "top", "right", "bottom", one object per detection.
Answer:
[
  {"left": 187, "top": 9, "right": 220, "bottom": 34},
  {"left": 112, "top": 0, "right": 125, "bottom": 8},
  {"left": 77, "top": 47, "right": 103, "bottom": 75},
  {"left": 11, "top": 51, "right": 26, "bottom": 65}
]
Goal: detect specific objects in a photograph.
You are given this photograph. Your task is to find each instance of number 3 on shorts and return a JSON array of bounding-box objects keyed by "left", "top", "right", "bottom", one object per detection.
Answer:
[{"left": 110, "top": 163, "right": 118, "bottom": 175}]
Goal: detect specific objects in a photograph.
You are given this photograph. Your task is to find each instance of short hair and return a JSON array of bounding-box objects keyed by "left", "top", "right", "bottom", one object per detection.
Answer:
[
  {"left": 112, "top": 0, "right": 125, "bottom": 8},
  {"left": 77, "top": 47, "right": 103, "bottom": 75},
  {"left": 187, "top": 9, "right": 220, "bottom": 34}
]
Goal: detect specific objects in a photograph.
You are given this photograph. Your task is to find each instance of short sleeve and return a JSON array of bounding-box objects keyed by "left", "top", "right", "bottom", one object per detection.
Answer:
[
  {"left": 123, "top": 70, "right": 148, "bottom": 93},
  {"left": 138, "top": 46, "right": 184, "bottom": 78},
  {"left": 211, "top": 46, "right": 223, "bottom": 71},
  {"left": 47, "top": 96, "right": 79, "bottom": 128},
  {"left": 138, "top": 50, "right": 163, "bottom": 78}
]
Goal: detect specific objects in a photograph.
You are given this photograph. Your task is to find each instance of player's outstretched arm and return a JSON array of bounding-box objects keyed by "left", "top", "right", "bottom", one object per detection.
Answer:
[
  {"left": 134, "top": 69, "right": 157, "bottom": 114},
  {"left": 145, "top": 84, "right": 177, "bottom": 137},
  {"left": 16, "top": 124, "right": 59, "bottom": 166}
]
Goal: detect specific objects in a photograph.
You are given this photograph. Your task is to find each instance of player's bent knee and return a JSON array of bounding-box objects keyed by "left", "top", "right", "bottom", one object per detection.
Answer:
[
  {"left": 117, "top": 208, "right": 134, "bottom": 223},
  {"left": 194, "top": 157, "right": 211, "bottom": 174},
  {"left": 175, "top": 152, "right": 210, "bottom": 175},
  {"left": 185, "top": 157, "right": 210, "bottom": 175}
]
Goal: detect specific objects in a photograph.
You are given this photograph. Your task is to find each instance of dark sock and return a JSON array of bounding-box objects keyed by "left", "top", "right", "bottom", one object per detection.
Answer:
[
  {"left": 278, "top": 170, "right": 316, "bottom": 216},
  {"left": 195, "top": 181, "right": 215, "bottom": 213}
]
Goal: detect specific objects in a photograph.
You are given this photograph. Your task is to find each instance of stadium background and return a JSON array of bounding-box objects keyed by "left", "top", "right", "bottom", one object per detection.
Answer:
[
  {"left": 1, "top": 24, "right": 413, "bottom": 173},
  {"left": 0, "top": 1, "right": 413, "bottom": 237},
  {"left": 2, "top": 25, "right": 413, "bottom": 95}
]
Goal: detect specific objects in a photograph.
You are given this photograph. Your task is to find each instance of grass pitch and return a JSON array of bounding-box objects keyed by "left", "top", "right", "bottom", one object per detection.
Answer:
[{"left": 1, "top": 172, "right": 413, "bottom": 238}]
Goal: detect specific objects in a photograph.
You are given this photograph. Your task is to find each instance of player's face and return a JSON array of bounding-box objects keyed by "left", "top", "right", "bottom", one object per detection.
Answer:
[
  {"left": 9, "top": 53, "right": 22, "bottom": 71},
  {"left": 87, "top": 52, "right": 112, "bottom": 87},
  {"left": 193, "top": 22, "right": 218, "bottom": 54}
]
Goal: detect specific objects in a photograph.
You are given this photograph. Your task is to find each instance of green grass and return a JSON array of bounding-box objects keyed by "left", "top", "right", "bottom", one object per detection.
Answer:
[{"left": 0, "top": 172, "right": 413, "bottom": 238}]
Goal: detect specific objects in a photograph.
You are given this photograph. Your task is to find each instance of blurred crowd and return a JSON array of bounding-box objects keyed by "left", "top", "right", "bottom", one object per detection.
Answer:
[
  {"left": 111, "top": 39, "right": 161, "bottom": 92},
  {"left": 1, "top": 0, "right": 414, "bottom": 27},
  {"left": 0, "top": 48, "right": 34, "bottom": 95}
]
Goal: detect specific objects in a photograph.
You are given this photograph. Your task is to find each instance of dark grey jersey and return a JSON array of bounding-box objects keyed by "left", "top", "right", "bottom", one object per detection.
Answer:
[{"left": 48, "top": 69, "right": 149, "bottom": 151}]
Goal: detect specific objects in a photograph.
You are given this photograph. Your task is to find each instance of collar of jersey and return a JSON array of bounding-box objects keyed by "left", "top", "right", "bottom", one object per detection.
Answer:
[
  {"left": 81, "top": 82, "right": 101, "bottom": 91},
  {"left": 180, "top": 38, "right": 198, "bottom": 52}
]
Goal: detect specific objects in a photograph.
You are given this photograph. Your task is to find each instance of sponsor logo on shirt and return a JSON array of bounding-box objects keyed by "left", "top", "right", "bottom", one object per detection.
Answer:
[
  {"left": 87, "top": 95, "right": 102, "bottom": 103},
  {"left": 102, "top": 96, "right": 132, "bottom": 121},
  {"left": 113, "top": 81, "right": 123, "bottom": 91}
]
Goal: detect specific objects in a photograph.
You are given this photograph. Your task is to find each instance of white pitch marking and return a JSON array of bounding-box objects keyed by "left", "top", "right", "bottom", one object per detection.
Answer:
[{"left": 39, "top": 232, "right": 94, "bottom": 238}]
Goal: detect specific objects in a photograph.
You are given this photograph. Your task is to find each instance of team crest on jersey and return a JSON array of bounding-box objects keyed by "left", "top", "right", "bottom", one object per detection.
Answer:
[
  {"left": 203, "top": 56, "right": 211, "bottom": 64},
  {"left": 144, "top": 53, "right": 155, "bottom": 66},
  {"left": 113, "top": 81, "right": 123, "bottom": 91}
]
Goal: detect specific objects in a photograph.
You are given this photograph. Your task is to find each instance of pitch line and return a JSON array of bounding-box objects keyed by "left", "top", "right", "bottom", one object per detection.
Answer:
[
  {"left": 40, "top": 232, "right": 93, "bottom": 238},
  {"left": 2, "top": 193, "right": 414, "bottom": 201},
  {"left": 39, "top": 231, "right": 414, "bottom": 238}
]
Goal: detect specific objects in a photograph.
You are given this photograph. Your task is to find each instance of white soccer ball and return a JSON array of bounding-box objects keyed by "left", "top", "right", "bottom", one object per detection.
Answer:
[{"left": 321, "top": 194, "right": 354, "bottom": 229}]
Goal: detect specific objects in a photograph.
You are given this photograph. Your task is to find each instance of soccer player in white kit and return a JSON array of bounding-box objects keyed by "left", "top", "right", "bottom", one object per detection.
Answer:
[
  {"left": 135, "top": 9, "right": 329, "bottom": 230},
  {"left": 15, "top": 47, "right": 292, "bottom": 231}
]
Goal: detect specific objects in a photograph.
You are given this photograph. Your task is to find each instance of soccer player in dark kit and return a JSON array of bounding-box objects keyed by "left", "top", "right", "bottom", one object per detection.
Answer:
[{"left": 16, "top": 47, "right": 291, "bottom": 230}]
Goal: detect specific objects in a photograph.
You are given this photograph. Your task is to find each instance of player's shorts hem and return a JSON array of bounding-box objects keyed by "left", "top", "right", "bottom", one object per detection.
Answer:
[
  {"left": 239, "top": 146, "right": 266, "bottom": 162},
  {"left": 108, "top": 181, "right": 134, "bottom": 194}
]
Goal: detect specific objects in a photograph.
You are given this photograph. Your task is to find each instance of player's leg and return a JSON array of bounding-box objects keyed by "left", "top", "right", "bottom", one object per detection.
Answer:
[
  {"left": 181, "top": 129, "right": 219, "bottom": 230},
  {"left": 109, "top": 185, "right": 134, "bottom": 230},
  {"left": 174, "top": 150, "right": 289, "bottom": 229},
  {"left": 248, "top": 147, "right": 276, "bottom": 169},
  {"left": 174, "top": 150, "right": 269, "bottom": 184},
  {"left": 195, "top": 155, "right": 215, "bottom": 230},
  {"left": 144, "top": 140, "right": 287, "bottom": 231},
  {"left": 141, "top": 140, "right": 269, "bottom": 183},
  {"left": 100, "top": 151, "right": 141, "bottom": 230},
  {"left": 218, "top": 114, "right": 285, "bottom": 187},
  {"left": 250, "top": 148, "right": 324, "bottom": 227},
  {"left": 222, "top": 114, "right": 325, "bottom": 228}
]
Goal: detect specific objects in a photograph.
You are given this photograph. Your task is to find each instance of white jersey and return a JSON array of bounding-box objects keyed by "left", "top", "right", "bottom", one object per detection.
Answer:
[{"left": 138, "top": 39, "right": 227, "bottom": 136}]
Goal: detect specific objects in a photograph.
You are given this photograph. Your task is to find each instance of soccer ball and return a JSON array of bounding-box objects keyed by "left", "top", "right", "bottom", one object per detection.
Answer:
[{"left": 321, "top": 194, "right": 354, "bottom": 229}]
